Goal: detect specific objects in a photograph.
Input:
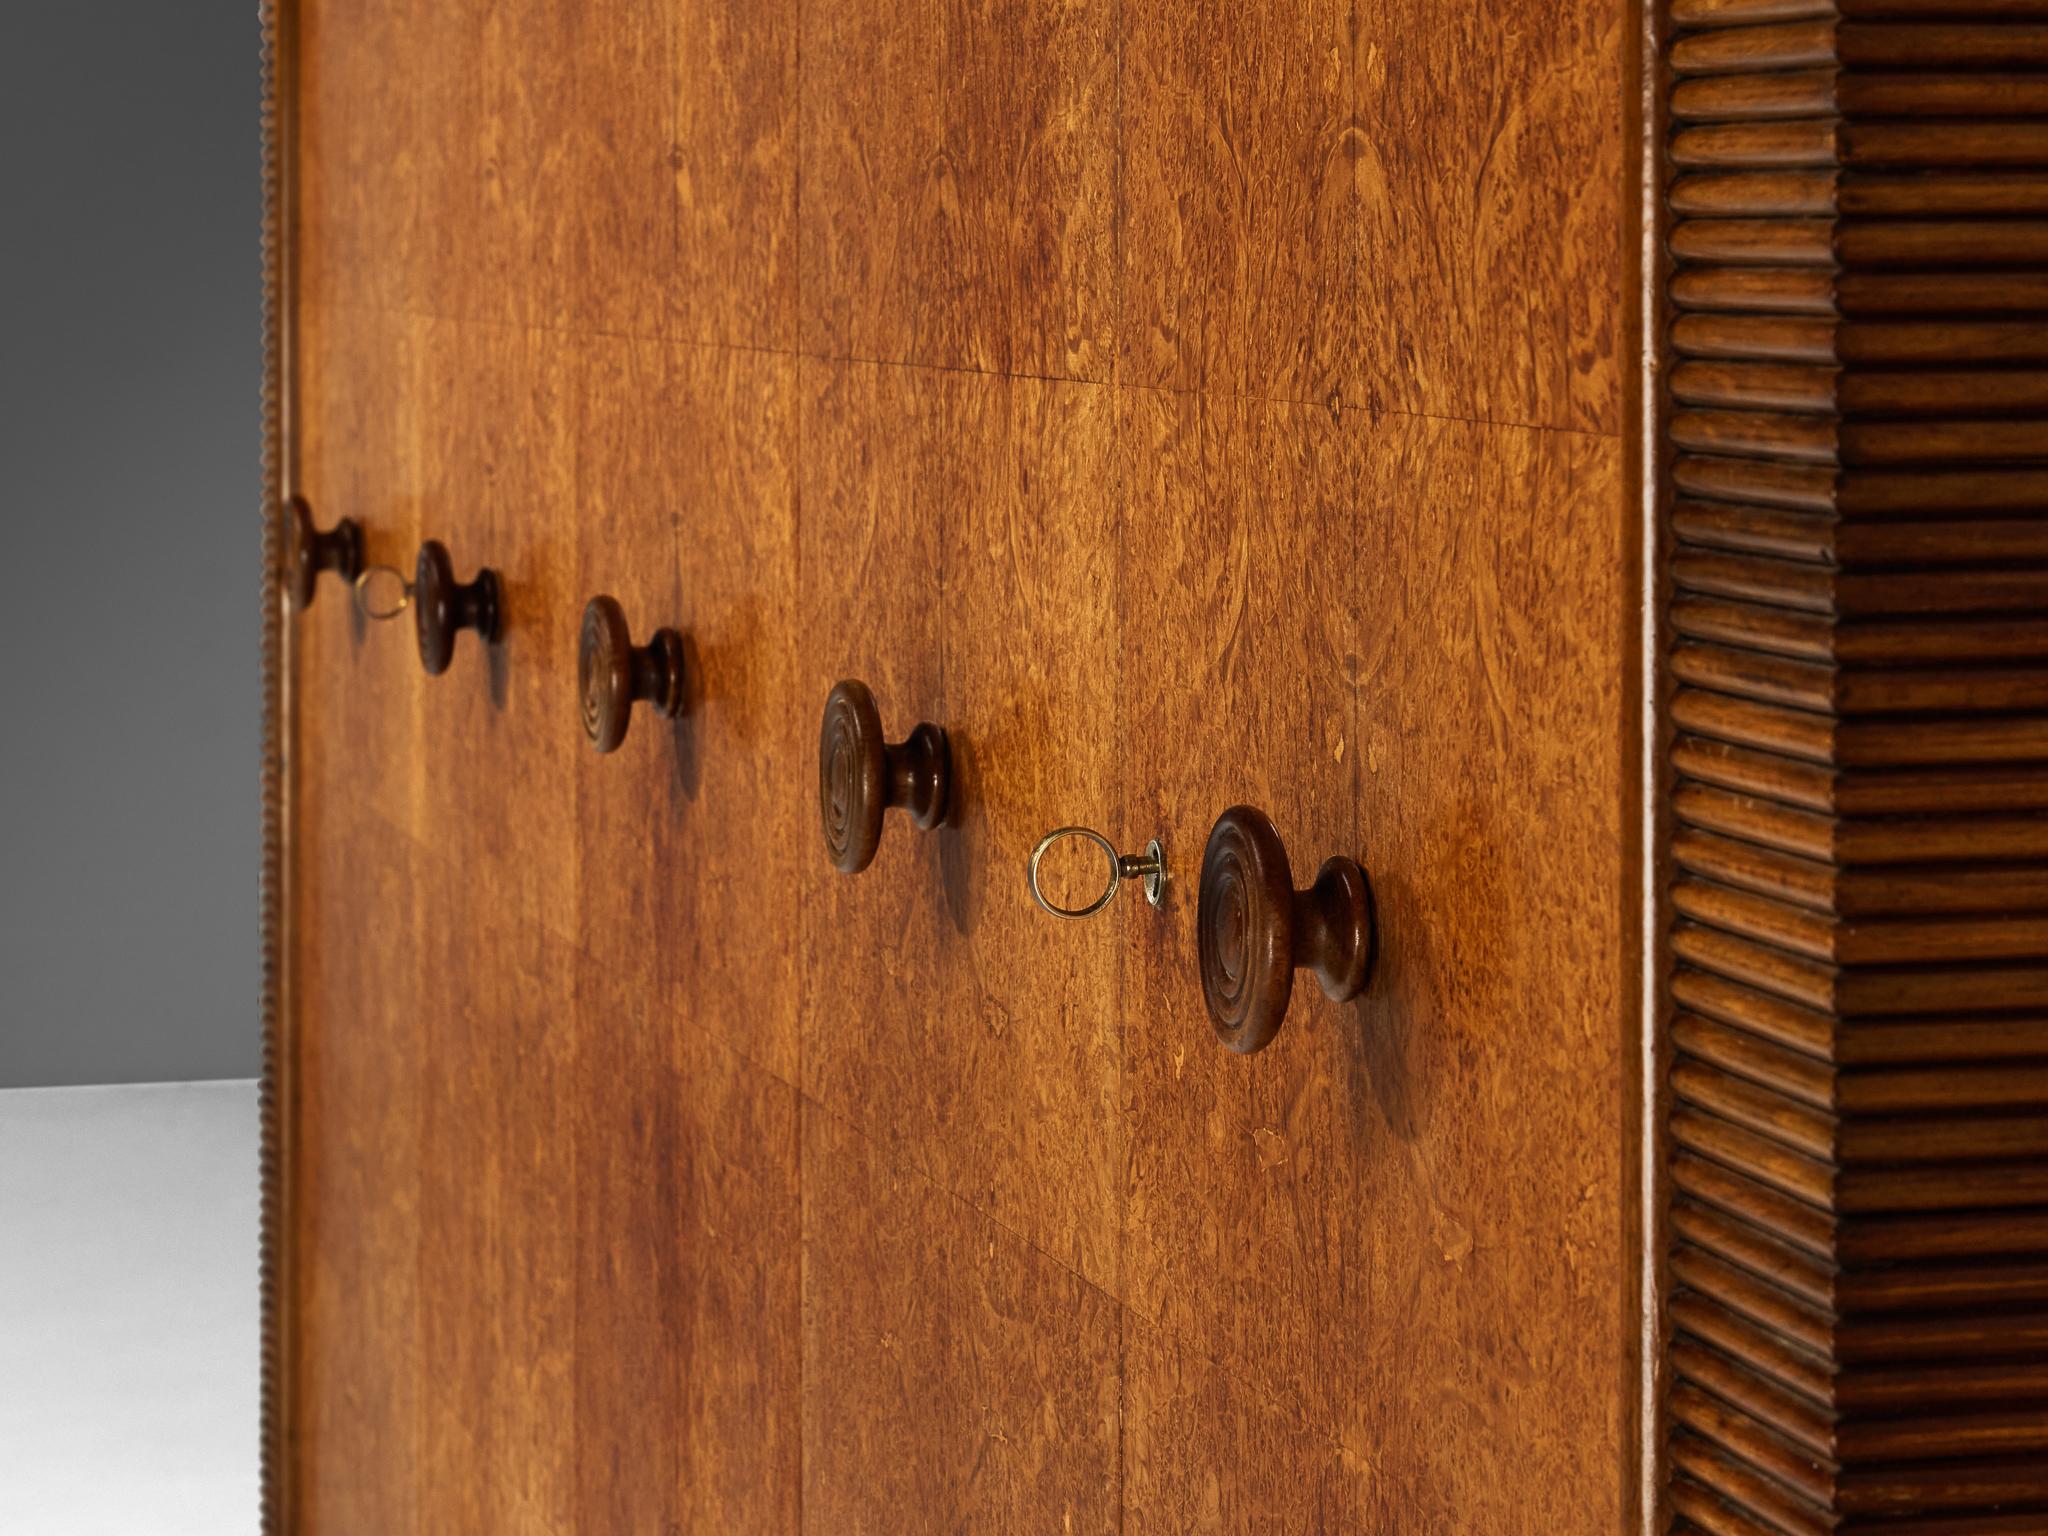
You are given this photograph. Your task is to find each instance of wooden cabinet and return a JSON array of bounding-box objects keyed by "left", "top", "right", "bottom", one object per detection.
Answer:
[{"left": 265, "top": 1, "right": 2048, "bottom": 1530}]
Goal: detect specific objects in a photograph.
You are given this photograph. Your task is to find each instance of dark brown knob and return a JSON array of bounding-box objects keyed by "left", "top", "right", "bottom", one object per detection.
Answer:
[
  {"left": 413, "top": 539, "right": 501, "bottom": 676},
  {"left": 1197, "top": 806, "right": 1375, "bottom": 1055},
  {"left": 579, "top": 595, "right": 685, "bottom": 753},
  {"left": 818, "top": 679, "right": 950, "bottom": 874},
  {"left": 285, "top": 496, "right": 362, "bottom": 610}
]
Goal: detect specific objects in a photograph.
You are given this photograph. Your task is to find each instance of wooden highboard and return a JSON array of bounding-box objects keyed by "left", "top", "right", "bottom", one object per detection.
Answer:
[{"left": 266, "top": 0, "right": 1655, "bottom": 1529}]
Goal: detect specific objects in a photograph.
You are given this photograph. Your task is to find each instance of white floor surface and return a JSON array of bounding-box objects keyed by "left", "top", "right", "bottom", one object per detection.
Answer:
[{"left": 0, "top": 1080, "right": 258, "bottom": 1534}]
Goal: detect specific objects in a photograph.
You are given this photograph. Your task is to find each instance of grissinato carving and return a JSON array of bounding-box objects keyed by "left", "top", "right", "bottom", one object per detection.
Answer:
[
  {"left": 1654, "top": 1, "right": 2048, "bottom": 1529},
  {"left": 259, "top": 4, "right": 290, "bottom": 1532}
]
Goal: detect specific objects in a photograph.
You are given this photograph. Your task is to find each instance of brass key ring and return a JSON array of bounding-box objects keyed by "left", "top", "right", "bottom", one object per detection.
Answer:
[
  {"left": 1027, "top": 827, "right": 1166, "bottom": 920},
  {"left": 353, "top": 564, "right": 412, "bottom": 622}
]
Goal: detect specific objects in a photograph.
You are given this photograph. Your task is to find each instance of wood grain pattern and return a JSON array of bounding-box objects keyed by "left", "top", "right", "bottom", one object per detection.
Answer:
[
  {"left": 573, "top": 334, "right": 801, "bottom": 1082},
  {"left": 292, "top": 0, "right": 460, "bottom": 319},
  {"left": 1354, "top": 0, "right": 1624, "bottom": 431},
  {"left": 1119, "top": 392, "right": 1629, "bottom": 1521},
  {"left": 288, "top": 823, "right": 422, "bottom": 1536},
  {"left": 1349, "top": 415, "right": 1628, "bottom": 1528},
  {"left": 572, "top": 933, "right": 678, "bottom": 1536},
  {"left": 410, "top": 319, "right": 584, "bottom": 941},
  {"left": 800, "top": 1105, "right": 1121, "bottom": 1533},
  {"left": 276, "top": 0, "right": 1637, "bottom": 1528},
  {"left": 414, "top": 858, "right": 576, "bottom": 1535},
  {"left": 936, "top": 370, "right": 1124, "bottom": 1285},
  {"left": 797, "top": 359, "right": 1125, "bottom": 1293},
  {"left": 798, "top": 0, "right": 1114, "bottom": 379},
  {"left": 297, "top": 0, "right": 796, "bottom": 340},
  {"left": 1119, "top": 0, "right": 1353, "bottom": 403},
  {"left": 574, "top": 947, "right": 801, "bottom": 1534},
  {"left": 789, "top": 355, "right": 945, "bottom": 1239},
  {"left": 1119, "top": 385, "right": 1373, "bottom": 1435},
  {"left": 1123, "top": 1316, "right": 1379, "bottom": 1533},
  {"left": 486, "top": 0, "right": 676, "bottom": 335},
  {"left": 289, "top": 303, "right": 428, "bottom": 846},
  {"left": 1654, "top": 4, "right": 2048, "bottom": 1530}
]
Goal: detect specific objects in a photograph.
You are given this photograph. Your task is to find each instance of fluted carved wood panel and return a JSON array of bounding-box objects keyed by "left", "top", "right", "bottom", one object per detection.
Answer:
[{"left": 1657, "top": 1, "right": 2048, "bottom": 1530}]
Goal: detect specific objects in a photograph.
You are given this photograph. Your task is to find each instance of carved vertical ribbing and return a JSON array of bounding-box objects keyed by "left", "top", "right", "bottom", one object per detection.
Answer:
[{"left": 1659, "top": 1, "right": 2048, "bottom": 1530}]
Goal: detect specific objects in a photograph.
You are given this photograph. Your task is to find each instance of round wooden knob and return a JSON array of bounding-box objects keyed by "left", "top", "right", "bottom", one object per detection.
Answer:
[
  {"left": 285, "top": 496, "right": 362, "bottom": 610},
  {"left": 1197, "top": 806, "right": 1375, "bottom": 1054},
  {"left": 818, "top": 679, "right": 950, "bottom": 874},
  {"left": 413, "top": 539, "right": 501, "bottom": 676},
  {"left": 579, "top": 595, "right": 685, "bottom": 753}
]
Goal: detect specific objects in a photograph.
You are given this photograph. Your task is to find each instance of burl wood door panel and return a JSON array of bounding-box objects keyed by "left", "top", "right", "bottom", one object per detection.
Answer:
[{"left": 276, "top": 0, "right": 1628, "bottom": 1530}]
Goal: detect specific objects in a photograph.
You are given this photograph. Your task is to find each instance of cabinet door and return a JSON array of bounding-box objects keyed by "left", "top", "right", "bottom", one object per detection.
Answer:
[
  {"left": 795, "top": 361, "right": 1129, "bottom": 1528},
  {"left": 274, "top": 0, "right": 1631, "bottom": 1530}
]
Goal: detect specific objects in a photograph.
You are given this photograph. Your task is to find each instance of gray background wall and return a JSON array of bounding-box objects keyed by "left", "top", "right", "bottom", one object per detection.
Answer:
[{"left": 1, "top": 7, "right": 258, "bottom": 1085}]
